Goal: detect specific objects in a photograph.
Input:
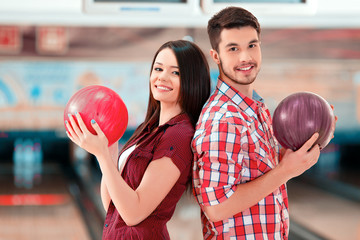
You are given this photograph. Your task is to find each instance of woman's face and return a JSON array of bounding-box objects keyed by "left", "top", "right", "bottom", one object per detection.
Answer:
[{"left": 150, "top": 48, "right": 181, "bottom": 110}]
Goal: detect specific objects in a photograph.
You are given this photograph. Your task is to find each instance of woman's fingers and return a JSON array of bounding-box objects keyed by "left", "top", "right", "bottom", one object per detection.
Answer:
[
  {"left": 65, "top": 119, "right": 80, "bottom": 143},
  {"left": 90, "top": 119, "right": 105, "bottom": 137},
  {"left": 67, "top": 113, "right": 83, "bottom": 137},
  {"left": 65, "top": 130, "right": 75, "bottom": 142},
  {"left": 65, "top": 118, "right": 77, "bottom": 139},
  {"left": 75, "top": 112, "right": 93, "bottom": 135},
  {"left": 91, "top": 119, "right": 109, "bottom": 145},
  {"left": 65, "top": 113, "right": 109, "bottom": 151}
]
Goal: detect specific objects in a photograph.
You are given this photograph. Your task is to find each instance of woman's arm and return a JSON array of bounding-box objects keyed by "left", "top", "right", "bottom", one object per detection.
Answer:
[
  {"left": 66, "top": 113, "right": 181, "bottom": 226},
  {"left": 100, "top": 177, "right": 111, "bottom": 212},
  {"left": 98, "top": 151, "right": 180, "bottom": 226},
  {"left": 100, "top": 142, "right": 118, "bottom": 212},
  {"left": 202, "top": 133, "right": 320, "bottom": 222}
]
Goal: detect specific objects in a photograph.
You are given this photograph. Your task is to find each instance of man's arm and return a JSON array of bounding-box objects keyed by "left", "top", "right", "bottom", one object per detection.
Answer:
[{"left": 202, "top": 133, "right": 320, "bottom": 222}]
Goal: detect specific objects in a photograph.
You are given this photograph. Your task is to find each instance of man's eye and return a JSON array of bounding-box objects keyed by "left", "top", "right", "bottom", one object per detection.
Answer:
[
  {"left": 229, "top": 47, "right": 238, "bottom": 51},
  {"left": 249, "top": 44, "right": 256, "bottom": 48}
]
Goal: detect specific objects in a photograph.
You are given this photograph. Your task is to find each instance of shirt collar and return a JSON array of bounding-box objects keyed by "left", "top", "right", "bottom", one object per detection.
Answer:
[
  {"left": 144, "top": 112, "right": 189, "bottom": 133},
  {"left": 253, "top": 90, "right": 264, "bottom": 103},
  {"left": 216, "top": 78, "right": 264, "bottom": 117},
  {"left": 161, "top": 112, "right": 189, "bottom": 127}
]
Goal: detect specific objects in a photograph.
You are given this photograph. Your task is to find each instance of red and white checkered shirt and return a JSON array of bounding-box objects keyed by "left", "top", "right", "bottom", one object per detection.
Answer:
[{"left": 192, "top": 78, "right": 289, "bottom": 240}]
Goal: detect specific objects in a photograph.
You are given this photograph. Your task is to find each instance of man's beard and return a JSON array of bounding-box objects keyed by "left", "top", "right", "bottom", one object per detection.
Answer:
[{"left": 219, "top": 60, "right": 258, "bottom": 86}]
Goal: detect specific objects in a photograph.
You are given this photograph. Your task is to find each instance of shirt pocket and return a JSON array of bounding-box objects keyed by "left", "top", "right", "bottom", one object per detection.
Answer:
[
  {"left": 257, "top": 152, "right": 275, "bottom": 174},
  {"left": 248, "top": 140, "right": 275, "bottom": 177}
]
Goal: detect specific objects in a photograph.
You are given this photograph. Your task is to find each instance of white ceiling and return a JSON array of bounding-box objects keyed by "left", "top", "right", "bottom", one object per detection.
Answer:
[{"left": 0, "top": 0, "right": 359, "bottom": 28}]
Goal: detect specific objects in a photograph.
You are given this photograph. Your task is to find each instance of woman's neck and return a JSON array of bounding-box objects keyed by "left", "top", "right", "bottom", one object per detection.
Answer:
[{"left": 159, "top": 104, "right": 182, "bottom": 126}]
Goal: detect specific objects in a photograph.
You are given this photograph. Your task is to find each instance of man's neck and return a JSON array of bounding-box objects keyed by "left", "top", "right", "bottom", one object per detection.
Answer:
[{"left": 221, "top": 76, "right": 254, "bottom": 99}]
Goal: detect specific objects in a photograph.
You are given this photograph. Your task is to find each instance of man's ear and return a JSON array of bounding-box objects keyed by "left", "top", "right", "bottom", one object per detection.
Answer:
[{"left": 210, "top": 49, "right": 220, "bottom": 65}]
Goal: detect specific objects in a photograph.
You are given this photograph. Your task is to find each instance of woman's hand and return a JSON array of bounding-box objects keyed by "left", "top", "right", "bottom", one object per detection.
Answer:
[
  {"left": 65, "top": 112, "right": 109, "bottom": 158},
  {"left": 109, "top": 142, "right": 119, "bottom": 165}
]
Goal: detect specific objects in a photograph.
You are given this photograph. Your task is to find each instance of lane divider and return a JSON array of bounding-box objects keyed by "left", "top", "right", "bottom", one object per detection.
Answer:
[{"left": 0, "top": 194, "right": 70, "bottom": 206}]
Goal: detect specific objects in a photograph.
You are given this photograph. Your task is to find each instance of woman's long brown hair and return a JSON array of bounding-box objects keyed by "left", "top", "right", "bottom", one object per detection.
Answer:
[{"left": 122, "top": 40, "right": 211, "bottom": 151}]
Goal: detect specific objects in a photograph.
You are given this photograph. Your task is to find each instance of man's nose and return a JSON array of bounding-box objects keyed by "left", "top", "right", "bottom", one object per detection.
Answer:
[{"left": 239, "top": 50, "right": 252, "bottom": 62}]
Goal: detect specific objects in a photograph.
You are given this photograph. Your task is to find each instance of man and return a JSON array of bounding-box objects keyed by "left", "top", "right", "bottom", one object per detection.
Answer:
[{"left": 192, "top": 6, "right": 321, "bottom": 239}]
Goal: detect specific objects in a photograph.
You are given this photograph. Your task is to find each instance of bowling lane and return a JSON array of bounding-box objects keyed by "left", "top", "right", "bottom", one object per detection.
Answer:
[
  {"left": 287, "top": 179, "right": 360, "bottom": 240},
  {"left": 3, "top": 137, "right": 356, "bottom": 240},
  {"left": 166, "top": 179, "right": 360, "bottom": 240},
  {"left": 0, "top": 161, "right": 100, "bottom": 240}
]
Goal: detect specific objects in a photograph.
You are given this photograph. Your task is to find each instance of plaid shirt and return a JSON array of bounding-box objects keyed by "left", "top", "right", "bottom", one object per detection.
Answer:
[{"left": 192, "top": 78, "right": 289, "bottom": 240}]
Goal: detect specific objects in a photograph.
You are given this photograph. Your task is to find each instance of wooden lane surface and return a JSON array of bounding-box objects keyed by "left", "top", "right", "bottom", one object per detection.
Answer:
[
  {"left": 288, "top": 180, "right": 360, "bottom": 240},
  {"left": 0, "top": 163, "right": 91, "bottom": 240}
]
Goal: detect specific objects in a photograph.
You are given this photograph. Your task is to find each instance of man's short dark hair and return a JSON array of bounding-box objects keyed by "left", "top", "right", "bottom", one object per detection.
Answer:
[{"left": 207, "top": 6, "right": 261, "bottom": 52}]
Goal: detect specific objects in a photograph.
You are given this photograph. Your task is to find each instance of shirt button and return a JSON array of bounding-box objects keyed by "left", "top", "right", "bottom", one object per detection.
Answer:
[{"left": 105, "top": 224, "right": 109, "bottom": 227}]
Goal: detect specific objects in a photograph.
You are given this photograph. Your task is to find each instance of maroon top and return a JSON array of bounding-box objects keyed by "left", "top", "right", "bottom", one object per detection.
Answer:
[{"left": 102, "top": 113, "right": 194, "bottom": 240}]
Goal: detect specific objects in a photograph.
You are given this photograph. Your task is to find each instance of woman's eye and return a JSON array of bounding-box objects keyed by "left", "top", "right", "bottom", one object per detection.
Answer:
[
  {"left": 173, "top": 71, "right": 180, "bottom": 76},
  {"left": 154, "top": 67, "right": 162, "bottom": 71}
]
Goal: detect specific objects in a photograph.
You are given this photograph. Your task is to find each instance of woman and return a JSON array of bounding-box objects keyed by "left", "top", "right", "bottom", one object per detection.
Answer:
[{"left": 65, "top": 40, "right": 211, "bottom": 239}]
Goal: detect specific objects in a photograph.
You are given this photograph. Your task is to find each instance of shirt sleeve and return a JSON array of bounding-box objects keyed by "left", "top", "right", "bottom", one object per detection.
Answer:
[
  {"left": 152, "top": 122, "right": 194, "bottom": 173},
  {"left": 192, "top": 120, "right": 245, "bottom": 206}
]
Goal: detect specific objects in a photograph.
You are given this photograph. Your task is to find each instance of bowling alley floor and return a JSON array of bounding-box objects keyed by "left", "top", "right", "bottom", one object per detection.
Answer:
[
  {"left": 287, "top": 179, "right": 360, "bottom": 240},
  {"left": 1, "top": 160, "right": 360, "bottom": 240},
  {"left": 0, "top": 162, "right": 95, "bottom": 240},
  {"left": 77, "top": 159, "right": 360, "bottom": 240},
  {"left": 166, "top": 179, "right": 360, "bottom": 240}
]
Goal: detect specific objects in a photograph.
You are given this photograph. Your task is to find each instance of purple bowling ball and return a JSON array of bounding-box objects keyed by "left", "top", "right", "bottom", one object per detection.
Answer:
[{"left": 272, "top": 92, "right": 335, "bottom": 151}]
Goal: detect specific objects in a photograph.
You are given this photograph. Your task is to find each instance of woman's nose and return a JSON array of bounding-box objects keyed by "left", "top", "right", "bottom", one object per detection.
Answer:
[{"left": 158, "top": 71, "right": 168, "bottom": 81}]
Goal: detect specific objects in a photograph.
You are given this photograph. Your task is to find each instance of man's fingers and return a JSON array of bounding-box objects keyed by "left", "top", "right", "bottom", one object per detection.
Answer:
[
  {"left": 299, "top": 132, "right": 319, "bottom": 153},
  {"left": 306, "top": 144, "right": 320, "bottom": 167}
]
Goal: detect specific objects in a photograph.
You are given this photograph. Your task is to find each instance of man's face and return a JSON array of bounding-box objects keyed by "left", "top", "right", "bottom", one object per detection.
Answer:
[{"left": 211, "top": 26, "right": 262, "bottom": 88}]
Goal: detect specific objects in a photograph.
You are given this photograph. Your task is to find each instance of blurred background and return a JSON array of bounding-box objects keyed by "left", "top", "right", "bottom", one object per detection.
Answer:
[{"left": 0, "top": 0, "right": 359, "bottom": 239}]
